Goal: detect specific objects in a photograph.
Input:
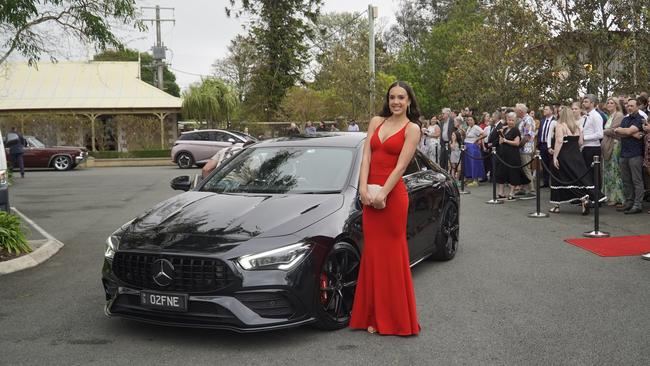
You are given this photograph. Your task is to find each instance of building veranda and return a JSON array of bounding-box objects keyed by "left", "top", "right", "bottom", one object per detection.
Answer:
[{"left": 0, "top": 61, "right": 182, "bottom": 152}]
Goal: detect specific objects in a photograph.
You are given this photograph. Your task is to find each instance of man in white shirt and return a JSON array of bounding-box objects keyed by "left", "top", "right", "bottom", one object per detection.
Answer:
[
  {"left": 347, "top": 120, "right": 359, "bottom": 132},
  {"left": 581, "top": 94, "right": 604, "bottom": 186}
]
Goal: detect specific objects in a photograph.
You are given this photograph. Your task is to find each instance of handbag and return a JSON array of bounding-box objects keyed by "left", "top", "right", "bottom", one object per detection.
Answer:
[{"left": 367, "top": 184, "right": 386, "bottom": 209}]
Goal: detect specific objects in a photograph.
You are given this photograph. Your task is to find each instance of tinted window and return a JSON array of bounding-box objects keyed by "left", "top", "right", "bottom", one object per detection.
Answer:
[
  {"left": 201, "top": 147, "right": 354, "bottom": 194},
  {"left": 178, "top": 132, "right": 196, "bottom": 141},
  {"left": 179, "top": 132, "right": 210, "bottom": 141},
  {"left": 403, "top": 158, "right": 419, "bottom": 176},
  {"left": 209, "top": 132, "right": 233, "bottom": 142},
  {"left": 415, "top": 153, "right": 430, "bottom": 171}
]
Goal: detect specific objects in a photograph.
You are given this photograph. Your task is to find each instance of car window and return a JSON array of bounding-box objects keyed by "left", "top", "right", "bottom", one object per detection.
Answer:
[
  {"left": 403, "top": 158, "right": 419, "bottom": 177},
  {"left": 210, "top": 132, "right": 233, "bottom": 142},
  {"left": 178, "top": 132, "right": 194, "bottom": 141},
  {"left": 201, "top": 146, "right": 354, "bottom": 194},
  {"left": 26, "top": 136, "right": 45, "bottom": 148}
]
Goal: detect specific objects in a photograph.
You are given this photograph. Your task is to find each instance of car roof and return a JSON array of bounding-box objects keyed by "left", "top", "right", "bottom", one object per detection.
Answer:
[
  {"left": 253, "top": 132, "right": 366, "bottom": 148},
  {"left": 181, "top": 129, "right": 234, "bottom": 134}
]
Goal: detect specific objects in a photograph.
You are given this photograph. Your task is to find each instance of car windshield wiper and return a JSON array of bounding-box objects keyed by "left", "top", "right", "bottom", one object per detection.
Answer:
[{"left": 300, "top": 190, "right": 340, "bottom": 194}]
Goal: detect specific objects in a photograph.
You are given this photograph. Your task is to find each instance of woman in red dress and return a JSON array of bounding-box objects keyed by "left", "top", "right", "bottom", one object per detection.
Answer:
[{"left": 349, "top": 81, "right": 422, "bottom": 336}]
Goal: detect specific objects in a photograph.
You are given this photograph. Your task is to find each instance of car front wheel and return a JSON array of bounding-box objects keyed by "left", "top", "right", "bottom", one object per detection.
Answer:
[
  {"left": 176, "top": 152, "right": 194, "bottom": 169},
  {"left": 314, "top": 242, "right": 360, "bottom": 330},
  {"left": 52, "top": 155, "right": 72, "bottom": 171},
  {"left": 432, "top": 199, "right": 459, "bottom": 261}
]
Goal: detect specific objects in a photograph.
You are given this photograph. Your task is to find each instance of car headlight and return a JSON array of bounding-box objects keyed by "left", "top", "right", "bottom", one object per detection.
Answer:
[
  {"left": 237, "top": 242, "right": 311, "bottom": 271},
  {"left": 105, "top": 234, "right": 119, "bottom": 259},
  {"left": 104, "top": 218, "right": 134, "bottom": 259}
]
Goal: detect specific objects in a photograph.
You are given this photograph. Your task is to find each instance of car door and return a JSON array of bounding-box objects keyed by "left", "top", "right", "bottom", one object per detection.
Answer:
[
  {"left": 187, "top": 131, "right": 216, "bottom": 163},
  {"left": 22, "top": 136, "right": 48, "bottom": 168},
  {"left": 403, "top": 152, "right": 442, "bottom": 262}
]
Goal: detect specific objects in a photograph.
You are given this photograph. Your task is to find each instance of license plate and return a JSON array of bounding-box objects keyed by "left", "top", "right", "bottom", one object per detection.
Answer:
[{"left": 140, "top": 291, "right": 188, "bottom": 312}]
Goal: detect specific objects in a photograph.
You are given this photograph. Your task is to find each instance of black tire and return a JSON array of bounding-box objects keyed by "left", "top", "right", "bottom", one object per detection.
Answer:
[
  {"left": 432, "top": 199, "right": 459, "bottom": 261},
  {"left": 314, "top": 242, "right": 360, "bottom": 330},
  {"left": 176, "top": 152, "right": 194, "bottom": 169},
  {"left": 52, "top": 155, "right": 72, "bottom": 171}
]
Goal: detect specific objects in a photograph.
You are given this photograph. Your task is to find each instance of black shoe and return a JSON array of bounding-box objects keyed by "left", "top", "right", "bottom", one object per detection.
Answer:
[
  {"left": 617, "top": 204, "right": 633, "bottom": 212},
  {"left": 540, "top": 184, "right": 549, "bottom": 188},
  {"left": 624, "top": 207, "right": 643, "bottom": 214}
]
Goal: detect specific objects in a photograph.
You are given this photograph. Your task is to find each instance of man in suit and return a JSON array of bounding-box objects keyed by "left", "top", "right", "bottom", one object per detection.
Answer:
[
  {"left": 485, "top": 111, "right": 505, "bottom": 183},
  {"left": 538, "top": 105, "right": 555, "bottom": 188},
  {"left": 440, "top": 108, "right": 455, "bottom": 170}
]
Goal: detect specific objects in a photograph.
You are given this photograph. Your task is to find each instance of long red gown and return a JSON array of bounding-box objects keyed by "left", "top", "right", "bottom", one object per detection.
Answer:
[{"left": 349, "top": 120, "right": 421, "bottom": 336}]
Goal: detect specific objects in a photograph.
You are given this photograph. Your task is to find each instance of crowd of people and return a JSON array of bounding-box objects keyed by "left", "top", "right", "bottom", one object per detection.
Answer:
[{"left": 416, "top": 94, "right": 650, "bottom": 215}]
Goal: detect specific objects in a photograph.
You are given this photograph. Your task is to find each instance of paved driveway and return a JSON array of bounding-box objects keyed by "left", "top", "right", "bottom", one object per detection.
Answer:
[{"left": 1, "top": 167, "right": 649, "bottom": 365}]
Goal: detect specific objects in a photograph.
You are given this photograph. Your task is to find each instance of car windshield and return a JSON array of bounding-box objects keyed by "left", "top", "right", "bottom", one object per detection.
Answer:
[
  {"left": 26, "top": 136, "right": 45, "bottom": 148},
  {"left": 201, "top": 146, "right": 354, "bottom": 194}
]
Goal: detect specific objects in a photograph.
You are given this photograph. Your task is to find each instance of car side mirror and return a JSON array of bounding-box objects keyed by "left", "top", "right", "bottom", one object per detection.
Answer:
[
  {"left": 170, "top": 175, "right": 191, "bottom": 191},
  {"left": 228, "top": 138, "right": 236, "bottom": 144}
]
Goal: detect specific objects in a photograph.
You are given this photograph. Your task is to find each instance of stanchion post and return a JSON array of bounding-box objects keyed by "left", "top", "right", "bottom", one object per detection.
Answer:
[
  {"left": 528, "top": 150, "right": 548, "bottom": 218},
  {"left": 584, "top": 155, "right": 609, "bottom": 238},
  {"left": 459, "top": 144, "right": 470, "bottom": 195},
  {"left": 486, "top": 147, "right": 503, "bottom": 204}
]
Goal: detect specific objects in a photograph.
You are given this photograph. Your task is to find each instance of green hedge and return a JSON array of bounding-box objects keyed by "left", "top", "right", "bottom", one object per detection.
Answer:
[
  {"left": 90, "top": 150, "right": 171, "bottom": 159},
  {"left": 0, "top": 212, "right": 31, "bottom": 255}
]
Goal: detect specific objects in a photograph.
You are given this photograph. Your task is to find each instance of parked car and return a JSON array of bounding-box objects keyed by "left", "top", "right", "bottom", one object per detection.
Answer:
[
  {"left": 102, "top": 132, "right": 460, "bottom": 333},
  {"left": 171, "top": 129, "right": 257, "bottom": 169},
  {"left": 4, "top": 135, "right": 88, "bottom": 171}
]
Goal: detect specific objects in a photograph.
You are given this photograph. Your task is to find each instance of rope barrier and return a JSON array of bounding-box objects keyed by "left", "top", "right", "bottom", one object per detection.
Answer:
[
  {"left": 492, "top": 152, "right": 535, "bottom": 170},
  {"left": 538, "top": 159, "right": 593, "bottom": 187}
]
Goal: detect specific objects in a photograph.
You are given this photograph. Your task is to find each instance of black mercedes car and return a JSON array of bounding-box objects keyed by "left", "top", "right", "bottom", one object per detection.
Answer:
[{"left": 102, "top": 132, "right": 460, "bottom": 332}]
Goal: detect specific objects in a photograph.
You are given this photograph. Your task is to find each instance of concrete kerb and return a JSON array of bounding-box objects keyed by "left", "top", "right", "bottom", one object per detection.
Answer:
[{"left": 0, "top": 207, "right": 64, "bottom": 275}]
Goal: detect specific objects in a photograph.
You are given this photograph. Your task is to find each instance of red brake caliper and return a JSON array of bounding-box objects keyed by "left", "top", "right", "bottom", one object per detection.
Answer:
[{"left": 320, "top": 273, "right": 328, "bottom": 304}]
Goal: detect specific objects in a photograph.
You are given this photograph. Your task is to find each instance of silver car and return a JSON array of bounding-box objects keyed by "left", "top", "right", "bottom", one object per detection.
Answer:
[{"left": 171, "top": 129, "right": 256, "bottom": 169}]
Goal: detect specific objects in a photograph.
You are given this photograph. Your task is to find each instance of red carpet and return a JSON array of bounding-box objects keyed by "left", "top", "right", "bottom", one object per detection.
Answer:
[{"left": 565, "top": 235, "right": 650, "bottom": 257}]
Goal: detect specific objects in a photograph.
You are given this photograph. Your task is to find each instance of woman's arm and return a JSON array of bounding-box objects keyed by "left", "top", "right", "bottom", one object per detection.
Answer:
[
  {"left": 553, "top": 125, "right": 564, "bottom": 163},
  {"left": 372, "top": 123, "right": 420, "bottom": 207},
  {"left": 359, "top": 117, "right": 382, "bottom": 205}
]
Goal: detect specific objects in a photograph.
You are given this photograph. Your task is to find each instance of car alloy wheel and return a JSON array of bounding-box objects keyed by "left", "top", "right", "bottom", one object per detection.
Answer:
[
  {"left": 176, "top": 152, "right": 194, "bottom": 169},
  {"left": 433, "top": 200, "right": 459, "bottom": 261},
  {"left": 315, "top": 242, "right": 360, "bottom": 330},
  {"left": 53, "top": 155, "right": 72, "bottom": 171}
]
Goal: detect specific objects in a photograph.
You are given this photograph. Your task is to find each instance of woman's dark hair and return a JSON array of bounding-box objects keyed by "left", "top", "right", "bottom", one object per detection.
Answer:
[{"left": 379, "top": 81, "right": 421, "bottom": 126}]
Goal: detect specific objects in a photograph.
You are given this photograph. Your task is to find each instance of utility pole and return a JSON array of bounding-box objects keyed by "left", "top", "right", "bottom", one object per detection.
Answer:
[
  {"left": 369, "top": 4, "right": 378, "bottom": 117},
  {"left": 141, "top": 5, "right": 175, "bottom": 91}
]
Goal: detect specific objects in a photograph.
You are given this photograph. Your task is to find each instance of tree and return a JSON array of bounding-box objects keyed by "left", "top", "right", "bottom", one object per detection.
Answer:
[
  {"left": 182, "top": 78, "right": 239, "bottom": 129},
  {"left": 389, "top": 0, "right": 484, "bottom": 115},
  {"left": 0, "top": 0, "right": 143, "bottom": 65},
  {"left": 93, "top": 49, "right": 181, "bottom": 97},
  {"left": 211, "top": 35, "right": 257, "bottom": 103},
  {"left": 227, "top": 0, "right": 323, "bottom": 121},
  {"left": 443, "top": 0, "right": 552, "bottom": 112},
  {"left": 526, "top": 0, "right": 650, "bottom": 98}
]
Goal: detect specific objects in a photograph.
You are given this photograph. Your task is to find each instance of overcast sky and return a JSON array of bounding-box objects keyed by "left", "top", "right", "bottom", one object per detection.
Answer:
[{"left": 124, "top": 0, "right": 399, "bottom": 90}]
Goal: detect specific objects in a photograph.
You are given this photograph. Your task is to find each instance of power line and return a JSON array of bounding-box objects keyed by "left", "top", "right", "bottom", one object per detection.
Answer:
[{"left": 168, "top": 66, "right": 211, "bottom": 78}]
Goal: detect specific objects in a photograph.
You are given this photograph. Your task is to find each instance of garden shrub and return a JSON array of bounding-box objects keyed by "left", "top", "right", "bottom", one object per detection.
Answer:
[{"left": 0, "top": 212, "right": 31, "bottom": 255}]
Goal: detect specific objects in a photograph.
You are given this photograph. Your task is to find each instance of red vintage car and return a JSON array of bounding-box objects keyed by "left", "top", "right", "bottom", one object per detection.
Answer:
[{"left": 5, "top": 135, "right": 88, "bottom": 171}]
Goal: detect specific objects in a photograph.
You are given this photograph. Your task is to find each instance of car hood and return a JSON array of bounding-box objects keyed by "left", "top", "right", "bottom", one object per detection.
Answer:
[{"left": 119, "top": 191, "right": 344, "bottom": 253}]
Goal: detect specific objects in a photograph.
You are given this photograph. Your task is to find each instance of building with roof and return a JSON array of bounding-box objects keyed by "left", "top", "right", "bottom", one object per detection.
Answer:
[{"left": 0, "top": 61, "right": 182, "bottom": 151}]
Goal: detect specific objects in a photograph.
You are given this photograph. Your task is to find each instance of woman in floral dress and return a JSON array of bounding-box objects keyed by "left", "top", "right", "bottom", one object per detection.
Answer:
[{"left": 602, "top": 97, "right": 625, "bottom": 206}]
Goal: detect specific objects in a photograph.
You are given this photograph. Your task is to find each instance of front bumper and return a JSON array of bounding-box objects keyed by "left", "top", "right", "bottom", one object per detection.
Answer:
[
  {"left": 75, "top": 152, "right": 88, "bottom": 165},
  {"left": 102, "top": 255, "right": 318, "bottom": 333}
]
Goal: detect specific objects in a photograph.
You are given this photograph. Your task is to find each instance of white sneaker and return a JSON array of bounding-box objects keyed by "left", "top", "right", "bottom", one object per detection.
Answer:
[{"left": 642, "top": 253, "right": 650, "bottom": 261}]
